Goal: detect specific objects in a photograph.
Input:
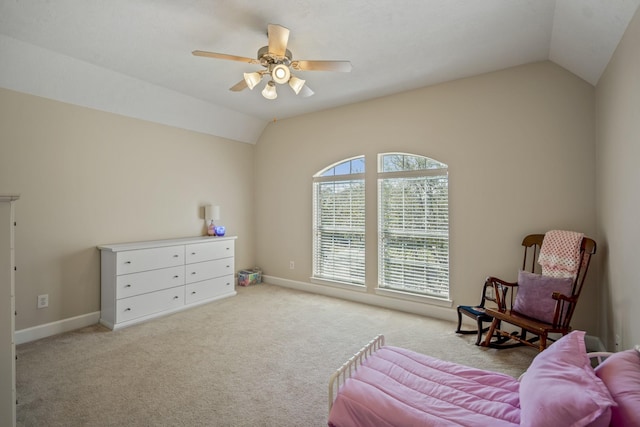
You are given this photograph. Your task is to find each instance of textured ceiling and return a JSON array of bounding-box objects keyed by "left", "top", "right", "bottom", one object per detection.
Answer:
[{"left": 0, "top": 0, "right": 638, "bottom": 143}]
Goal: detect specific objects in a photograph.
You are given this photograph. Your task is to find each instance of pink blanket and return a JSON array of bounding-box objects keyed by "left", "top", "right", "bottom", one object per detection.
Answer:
[
  {"left": 538, "top": 230, "right": 584, "bottom": 278},
  {"left": 328, "top": 346, "right": 521, "bottom": 427}
]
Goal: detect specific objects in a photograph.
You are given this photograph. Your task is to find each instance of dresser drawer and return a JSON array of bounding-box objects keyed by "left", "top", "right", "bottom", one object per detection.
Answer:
[
  {"left": 185, "top": 258, "right": 234, "bottom": 284},
  {"left": 116, "top": 245, "right": 184, "bottom": 275},
  {"left": 185, "top": 275, "right": 235, "bottom": 304},
  {"left": 116, "top": 286, "right": 184, "bottom": 323},
  {"left": 185, "top": 240, "right": 235, "bottom": 264},
  {"left": 99, "top": 235, "right": 236, "bottom": 330},
  {"left": 116, "top": 266, "right": 184, "bottom": 299}
]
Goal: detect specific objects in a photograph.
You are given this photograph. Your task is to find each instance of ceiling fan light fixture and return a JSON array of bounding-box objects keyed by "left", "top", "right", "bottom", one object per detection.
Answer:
[
  {"left": 288, "top": 75, "right": 306, "bottom": 95},
  {"left": 243, "top": 72, "right": 262, "bottom": 90},
  {"left": 262, "top": 81, "right": 278, "bottom": 100},
  {"left": 193, "top": 24, "right": 352, "bottom": 99},
  {"left": 271, "top": 64, "right": 290, "bottom": 84}
]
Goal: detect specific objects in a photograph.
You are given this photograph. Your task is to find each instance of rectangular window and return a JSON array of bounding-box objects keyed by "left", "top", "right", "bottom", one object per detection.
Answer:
[
  {"left": 313, "top": 179, "right": 365, "bottom": 285},
  {"left": 378, "top": 173, "right": 449, "bottom": 298}
]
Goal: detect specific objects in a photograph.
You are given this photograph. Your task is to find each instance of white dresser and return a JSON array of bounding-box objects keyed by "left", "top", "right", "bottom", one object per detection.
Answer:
[
  {"left": 1, "top": 194, "right": 19, "bottom": 427},
  {"left": 99, "top": 236, "right": 236, "bottom": 330}
]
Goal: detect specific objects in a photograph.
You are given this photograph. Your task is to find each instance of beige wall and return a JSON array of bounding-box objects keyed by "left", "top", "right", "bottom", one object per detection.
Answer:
[
  {"left": 255, "top": 61, "right": 599, "bottom": 333},
  {"left": 1, "top": 60, "right": 605, "bottom": 339},
  {"left": 0, "top": 88, "right": 255, "bottom": 330},
  {"left": 595, "top": 7, "right": 640, "bottom": 350}
]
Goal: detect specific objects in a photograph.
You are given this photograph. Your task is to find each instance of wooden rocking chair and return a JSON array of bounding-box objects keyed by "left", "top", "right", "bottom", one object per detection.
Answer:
[
  {"left": 456, "top": 235, "right": 544, "bottom": 345},
  {"left": 481, "top": 233, "right": 596, "bottom": 351}
]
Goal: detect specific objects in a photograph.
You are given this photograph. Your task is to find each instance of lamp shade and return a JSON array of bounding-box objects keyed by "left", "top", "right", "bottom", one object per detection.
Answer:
[
  {"left": 204, "top": 205, "right": 213, "bottom": 221},
  {"left": 243, "top": 72, "right": 262, "bottom": 90},
  {"left": 288, "top": 75, "right": 306, "bottom": 94},
  {"left": 212, "top": 205, "right": 221, "bottom": 221},
  {"left": 262, "top": 81, "right": 277, "bottom": 99}
]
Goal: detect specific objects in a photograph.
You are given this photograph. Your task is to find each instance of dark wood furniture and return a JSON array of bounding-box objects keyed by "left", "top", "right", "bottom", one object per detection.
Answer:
[
  {"left": 456, "top": 234, "right": 542, "bottom": 345},
  {"left": 481, "top": 234, "right": 596, "bottom": 351}
]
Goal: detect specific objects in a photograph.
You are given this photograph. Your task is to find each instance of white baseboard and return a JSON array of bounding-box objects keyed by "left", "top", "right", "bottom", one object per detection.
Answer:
[{"left": 15, "top": 311, "right": 100, "bottom": 345}]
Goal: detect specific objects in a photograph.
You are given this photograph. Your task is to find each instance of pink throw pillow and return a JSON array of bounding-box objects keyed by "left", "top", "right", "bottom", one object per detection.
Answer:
[
  {"left": 594, "top": 348, "right": 640, "bottom": 427},
  {"left": 513, "top": 270, "right": 573, "bottom": 324},
  {"left": 519, "top": 330, "right": 615, "bottom": 427}
]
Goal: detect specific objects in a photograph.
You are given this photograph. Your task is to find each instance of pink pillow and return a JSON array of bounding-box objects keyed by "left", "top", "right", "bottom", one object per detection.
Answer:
[
  {"left": 594, "top": 348, "right": 640, "bottom": 427},
  {"left": 519, "top": 330, "right": 615, "bottom": 427},
  {"left": 513, "top": 270, "right": 573, "bottom": 323}
]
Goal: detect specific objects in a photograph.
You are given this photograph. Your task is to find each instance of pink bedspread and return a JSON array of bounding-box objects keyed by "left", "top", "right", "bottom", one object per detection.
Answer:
[{"left": 328, "top": 346, "right": 521, "bottom": 427}]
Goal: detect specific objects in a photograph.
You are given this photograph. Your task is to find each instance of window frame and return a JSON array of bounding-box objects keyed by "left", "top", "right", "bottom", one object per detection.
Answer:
[
  {"left": 311, "top": 156, "right": 366, "bottom": 287},
  {"left": 310, "top": 153, "right": 451, "bottom": 304},
  {"left": 377, "top": 153, "right": 450, "bottom": 300}
]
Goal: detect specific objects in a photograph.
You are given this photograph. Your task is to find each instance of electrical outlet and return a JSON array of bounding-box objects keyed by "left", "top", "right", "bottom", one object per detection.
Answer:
[
  {"left": 289, "top": 261, "right": 295, "bottom": 269},
  {"left": 37, "top": 294, "right": 49, "bottom": 309}
]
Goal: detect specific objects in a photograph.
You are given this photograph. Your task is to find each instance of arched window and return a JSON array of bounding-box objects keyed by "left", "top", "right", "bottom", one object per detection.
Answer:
[
  {"left": 378, "top": 153, "right": 449, "bottom": 298},
  {"left": 312, "top": 156, "right": 365, "bottom": 285}
]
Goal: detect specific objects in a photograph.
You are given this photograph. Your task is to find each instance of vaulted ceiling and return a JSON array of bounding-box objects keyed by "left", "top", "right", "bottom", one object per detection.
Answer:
[{"left": 1, "top": 1, "right": 638, "bottom": 143}]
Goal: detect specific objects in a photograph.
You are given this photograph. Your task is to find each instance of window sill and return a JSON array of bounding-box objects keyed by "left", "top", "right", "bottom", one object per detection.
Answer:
[
  {"left": 310, "top": 277, "right": 367, "bottom": 292},
  {"left": 374, "top": 287, "right": 453, "bottom": 307}
]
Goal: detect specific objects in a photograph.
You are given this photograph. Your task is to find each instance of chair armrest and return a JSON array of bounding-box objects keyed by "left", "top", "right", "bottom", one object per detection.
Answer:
[
  {"left": 486, "top": 276, "right": 518, "bottom": 288},
  {"left": 485, "top": 276, "right": 517, "bottom": 311},
  {"left": 552, "top": 292, "right": 576, "bottom": 303}
]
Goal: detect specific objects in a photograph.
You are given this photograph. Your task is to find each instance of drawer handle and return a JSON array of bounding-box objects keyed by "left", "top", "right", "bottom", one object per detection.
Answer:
[
  {"left": 191, "top": 272, "right": 196, "bottom": 275},
  {"left": 226, "top": 265, "right": 230, "bottom": 268},
  {"left": 124, "top": 261, "right": 132, "bottom": 264},
  {"left": 173, "top": 296, "right": 180, "bottom": 300},
  {"left": 173, "top": 275, "right": 179, "bottom": 279},
  {"left": 191, "top": 252, "right": 196, "bottom": 255},
  {"left": 124, "top": 308, "right": 131, "bottom": 312},
  {"left": 173, "top": 254, "right": 179, "bottom": 258},
  {"left": 191, "top": 291, "right": 196, "bottom": 295},
  {"left": 226, "top": 282, "right": 231, "bottom": 286},
  {"left": 125, "top": 284, "right": 132, "bottom": 288}
]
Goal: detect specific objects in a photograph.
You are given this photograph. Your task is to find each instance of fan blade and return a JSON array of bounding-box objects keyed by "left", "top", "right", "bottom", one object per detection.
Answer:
[
  {"left": 291, "top": 60, "right": 352, "bottom": 72},
  {"left": 192, "top": 50, "right": 260, "bottom": 65},
  {"left": 267, "top": 24, "right": 290, "bottom": 57},
  {"left": 300, "top": 85, "right": 314, "bottom": 98},
  {"left": 229, "top": 79, "right": 248, "bottom": 92}
]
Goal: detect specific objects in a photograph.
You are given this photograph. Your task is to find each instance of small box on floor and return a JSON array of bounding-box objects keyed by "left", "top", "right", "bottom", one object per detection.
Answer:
[{"left": 238, "top": 268, "right": 262, "bottom": 286}]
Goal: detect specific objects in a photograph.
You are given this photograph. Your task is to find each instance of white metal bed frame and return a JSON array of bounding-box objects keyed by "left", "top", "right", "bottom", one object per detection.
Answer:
[
  {"left": 328, "top": 334, "right": 614, "bottom": 412},
  {"left": 328, "top": 334, "right": 385, "bottom": 411}
]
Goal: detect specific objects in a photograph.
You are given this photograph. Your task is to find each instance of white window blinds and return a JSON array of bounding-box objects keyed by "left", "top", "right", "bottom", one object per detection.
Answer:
[
  {"left": 378, "top": 154, "right": 449, "bottom": 298},
  {"left": 313, "top": 157, "right": 365, "bottom": 285}
]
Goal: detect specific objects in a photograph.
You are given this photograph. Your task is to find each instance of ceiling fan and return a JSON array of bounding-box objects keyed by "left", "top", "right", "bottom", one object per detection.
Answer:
[{"left": 192, "top": 24, "right": 352, "bottom": 100}]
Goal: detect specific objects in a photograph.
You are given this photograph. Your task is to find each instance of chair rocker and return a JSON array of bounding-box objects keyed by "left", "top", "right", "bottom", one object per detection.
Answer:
[
  {"left": 481, "top": 233, "right": 596, "bottom": 351},
  {"left": 456, "top": 279, "right": 508, "bottom": 345}
]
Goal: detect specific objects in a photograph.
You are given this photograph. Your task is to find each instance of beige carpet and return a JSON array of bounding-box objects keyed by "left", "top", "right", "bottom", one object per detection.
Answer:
[{"left": 16, "top": 284, "right": 537, "bottom": 426}]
